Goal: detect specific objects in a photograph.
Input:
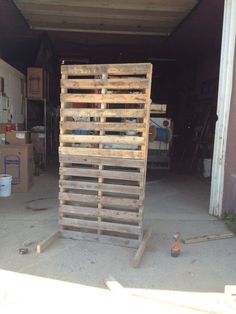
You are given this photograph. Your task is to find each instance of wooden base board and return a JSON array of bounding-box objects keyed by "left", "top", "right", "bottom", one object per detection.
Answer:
[
  {"left": 37, "top": 229, "right": 140, "bottom": 253},
  {"left": 132, "top": 228, "right": 152, "bottom": 268}
]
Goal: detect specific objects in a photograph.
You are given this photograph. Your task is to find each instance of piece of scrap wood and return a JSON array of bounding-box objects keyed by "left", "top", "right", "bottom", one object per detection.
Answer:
[
  {"left": 37, "top": 231, "right": 60, "bottom": 253},
  {"left": 104, "top": 276, "right": 129, "bottom": 296},
  {"left": 182, "top": 233, "right": 234, "bottom": 244},
  {"left": 132, "top": 228, "right": 152, "bottom": 268}
]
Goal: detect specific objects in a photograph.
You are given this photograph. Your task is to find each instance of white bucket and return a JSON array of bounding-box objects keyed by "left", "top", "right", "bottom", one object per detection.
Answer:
[
  {"left": 203, "top": 159, "right": 212, "bottom": 178},
  {"left": 0, "top": 174, "right": 12, "bottom": 197}
]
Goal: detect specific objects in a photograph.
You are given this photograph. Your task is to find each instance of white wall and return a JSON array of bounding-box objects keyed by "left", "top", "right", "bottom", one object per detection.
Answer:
[
  {"left": 210, "top": 0, "right": 236, "bottom": 216},
  {"left": 0, "top": 59, "right": 25, "bottom": 124}
]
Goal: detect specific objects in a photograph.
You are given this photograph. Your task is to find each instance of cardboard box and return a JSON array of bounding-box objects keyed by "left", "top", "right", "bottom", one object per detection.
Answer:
[
  {"left": 0, "top": 144, "right": 34, "bottom": 192},
  {"left": 27, "top": 67, "right": 44, "bottom": 100},
  {"left": 6, "top": 131, "right": 30, "bottom": 145}
]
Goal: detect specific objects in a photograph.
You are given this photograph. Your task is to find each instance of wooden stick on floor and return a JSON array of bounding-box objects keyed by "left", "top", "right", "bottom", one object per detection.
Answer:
[
  {"left": 104, "top": 276, "right": 128, "bottom": 296},
  {"left": 37, "top": 231, "right": 61, "bottom": 253},
  {"left": 132, "top": 228, "right": 152, "bottom": 268},
  {"left": 182, "top": 233, "right": 234, "bottom": 244}
]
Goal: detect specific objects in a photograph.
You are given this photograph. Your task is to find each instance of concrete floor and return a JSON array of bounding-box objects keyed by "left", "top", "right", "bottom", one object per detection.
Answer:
[{"left": 0, "top": 169, "right": 236, "bottom": 313}]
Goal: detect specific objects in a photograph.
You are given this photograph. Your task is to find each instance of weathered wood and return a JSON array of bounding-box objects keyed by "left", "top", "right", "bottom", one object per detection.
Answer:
[
  {"left": 61, "top": 93, "right": 146, "bottom": 104},
  {"left": 60, "top": 230, "right": 139, "bottom": 248},
  {"left": 60, "top": 121, "right": 145, "bottom": 132},
  {"left": 59, "top": 217, "right": 141, "bottom": 235},
  {"left": 60, "top": 134, "right": 144, "bottom": 145},
  {"left": 182, "top": 233, "right": 234, "bottom": 244},
  {"left": 61, "top": 78, "right": 149, "bottom": 90},
  {"left": 104, "top": 276, "right": 128, "bottom": 296},
  {"left": 59, "top": 147, "right": 143, "bottom": 159},
  {"left": 36, "top": 231, "right": 60, "bottom": 253},
  {"left": 132, "top": 228, "right": 152, "bottom": 268},
  {"left": 61, "top": 63, "right": 151, "bottom": 76},
  {"left": 59, "top": 204, "right": 139, "bottom": 222},
  {"left": 59, "top": 155, "right": 144, "bottom": 168},
  {"left": 58, "top": 63, "right": 152, "bottom": 249},
  {"left": 59, "top": 180, "right": 142, "bottom": 195},
  {"left": 59, "top": 167, "right": 142, "bottom": 181},
  {"left": 59, "top": 192, "right": 142, "bottom": 208},
  {"left": 60, "top": 108, "right": 146, "bottom": 118}
]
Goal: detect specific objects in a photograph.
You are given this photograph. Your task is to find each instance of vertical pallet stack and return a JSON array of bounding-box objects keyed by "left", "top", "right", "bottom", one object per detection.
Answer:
[{"left": 59, "top": 63, "right": 152, "bottom": 248}]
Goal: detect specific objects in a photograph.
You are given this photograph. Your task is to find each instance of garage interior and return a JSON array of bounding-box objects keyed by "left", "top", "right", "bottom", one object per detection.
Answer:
[{"left": 1, "top": 0, "right": 236, "bottom": 309}]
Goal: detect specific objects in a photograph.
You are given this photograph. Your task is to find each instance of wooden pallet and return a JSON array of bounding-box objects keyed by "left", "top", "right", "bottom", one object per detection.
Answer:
[{"left": 59, "top": 63, "right": 152, "bottom": 248}]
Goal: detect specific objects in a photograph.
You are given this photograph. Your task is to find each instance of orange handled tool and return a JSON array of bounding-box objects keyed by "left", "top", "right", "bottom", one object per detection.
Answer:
[{"left": 171, "top": 232, "right": 181, "bottom": 257}]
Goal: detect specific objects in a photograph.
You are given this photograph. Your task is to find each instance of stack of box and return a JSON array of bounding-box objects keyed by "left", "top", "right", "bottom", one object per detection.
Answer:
[{"left": 0, "top": 131, "right": 34, "bottom": 192}]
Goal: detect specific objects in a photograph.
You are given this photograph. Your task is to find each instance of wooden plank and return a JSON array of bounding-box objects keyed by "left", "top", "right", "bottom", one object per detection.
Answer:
[
  {"left": 59, "top": 155, "right": 145, "bottom": 168},
  {"left": 60, "top": 134, "right": 144, "bottom": 145},
  {"left": 104, "top": 276, "right": 128, "bottom": 296},
  {"left": 59, "top": 180, "right": 142, "bottom": 195},
  {"left": 59, "top": 204, "right": 139, "bottom": 222},
  {"left": 59, "top": 147, "right": 143, "bottom": 159},
  {"left": 182, "top": 233, "right": 235, "bottom": 244},
  {"left": 60, "top": 108, "right": 146, "bottom": 118},
  {"left": 59, "top": 192, "right": 98, "bottom": 203},
  {"left": 59, "top": 167, "right": 142, "bottom": 181},
  {"left": 61, "top": 63, "right": 151, "bottom": 76},
  {"left": 60, "top": 229, "right": 139, "bottom": 248},
  {"left": 60, "top": 121, "right": 145, "bottom": 132},
  {"left": 36, "top": 231, "right": 60, "bottom": 253},
  {"left": 132, "top": 228, "right": 152, "bottom": 268},
  {"left": 61, "top": 78, "right": 149, "bottom": 90},
  {"left": 59, "top": 217, "right": 141, "bottom": 235},
  {"left": 61, "top": 93, "right": 147, "bottom": 104},
  {"left": 59, "top": 192, "right": 142, "bottom": 208}
]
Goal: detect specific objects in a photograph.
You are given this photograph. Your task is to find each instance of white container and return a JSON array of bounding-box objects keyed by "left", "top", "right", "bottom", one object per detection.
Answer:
[
  {"left": 0, "top": 174, "right": 12, "bottom": 197},
  {"left": 203, "top": 159, "right": 212, "bottom": 178}
]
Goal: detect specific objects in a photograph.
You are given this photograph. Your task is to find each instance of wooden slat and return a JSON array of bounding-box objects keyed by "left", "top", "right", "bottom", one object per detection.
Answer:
[
  {"left": 60, "top": 134, "right": 144, "bottom": 145},
  {"left": 59, "top": 147, "right": 143, "bottom": 159},
  {"left": 59, "top": 217, "right": 141, "bottom": 235},
  {"left": 61, "top": 93, "right": 146, "bottom": 104},
  {"left": 59, "top": 180, "right": 142, "bottom": 195},
  {"left": 37, "top": 231, "right": 60, "bottom": 253},
  {"left": 59, "top": 192, "right": 142, "bottom": 208},
  {"left": 60, "top": 108, "right": 146, "bottom": 118},
  {"left": 59, "top": 155, "right": 145, "bottom": 168},
  {"left": 59, "top": 167, "right": 142, "bottom": 181},
  {"left": 61, "top": 78, "right": 149, "bottom": 90},
  {"left": 61, "top": 230, "right": 139, "bottom": 248},
  {"left": 59, "top": 192, "right": 98, "bottom": 203},
  {"left": 132, "top": 228, "right": 152, "bottom": 267},
  {"left": 60, "top": 121, "right": 145, "bottom": 132},
  {"left": 61, "top": 63, "right": 151, "bottom": 76},
  {"left": 182, "top": 233, "right": 235, "bottom": 244},
  {"left": 59, "top": 204, "right": 139, "bottom": 222}
]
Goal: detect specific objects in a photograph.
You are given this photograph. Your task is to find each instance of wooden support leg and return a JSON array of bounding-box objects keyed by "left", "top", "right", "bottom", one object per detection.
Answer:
[{"left": 132, "top": 228, "right": 152, "bottom": 268}]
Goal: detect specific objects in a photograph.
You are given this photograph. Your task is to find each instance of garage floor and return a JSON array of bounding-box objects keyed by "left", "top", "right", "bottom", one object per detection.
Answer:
[{"left": 0, "top": 169, "right": 235, "bottom": 313}]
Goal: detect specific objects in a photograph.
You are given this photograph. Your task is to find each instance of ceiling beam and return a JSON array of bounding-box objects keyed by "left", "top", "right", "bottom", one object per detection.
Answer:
[
  {"left": 25, "top": 14, "right": 175, "bottom": 29},
  {"left": 32, "top": 25, "right": 169, "bottom": 36},
  {"left": 14, "top": 0, "right": 198, "bottom": 13},
  {"left": 19, "top": 8, "right": 180, "bottom": 23}
]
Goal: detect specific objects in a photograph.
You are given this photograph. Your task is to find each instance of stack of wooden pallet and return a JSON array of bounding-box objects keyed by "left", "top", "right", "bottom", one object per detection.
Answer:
[{"left": 59, "top": 63, "right": 152, "bottom": 248}]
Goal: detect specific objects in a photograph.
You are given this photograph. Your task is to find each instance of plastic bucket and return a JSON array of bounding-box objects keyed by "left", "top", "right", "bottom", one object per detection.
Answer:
[{"left": 0, "top": 174, "right": 12, "bottom": 197}]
